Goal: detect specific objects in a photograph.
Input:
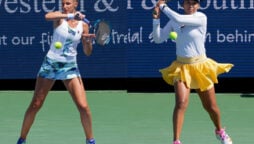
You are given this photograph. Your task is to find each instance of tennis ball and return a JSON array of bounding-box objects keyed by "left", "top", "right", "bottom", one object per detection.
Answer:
[
  {"left": 169, "top": 31, "right": 178, "bottom": 40},
  {"left": 54, "top": 41, "right": 62, "bottom": 49}
]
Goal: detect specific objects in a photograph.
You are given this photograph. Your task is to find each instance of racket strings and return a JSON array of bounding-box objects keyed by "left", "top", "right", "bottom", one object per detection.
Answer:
[
  {"left": 95, "top": 21, "right": 111, "bottom": 45},
  {"left": 93, "top": 20, "right": 111, "bottom": 46}
]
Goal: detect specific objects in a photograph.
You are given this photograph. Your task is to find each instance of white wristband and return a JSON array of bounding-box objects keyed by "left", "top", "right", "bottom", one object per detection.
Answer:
[
  {"left": 67, "top": 13, "right": 75, "bottom": 19},
  {"left": 160, "top": 4, "right": 167, "bottom": 11}
]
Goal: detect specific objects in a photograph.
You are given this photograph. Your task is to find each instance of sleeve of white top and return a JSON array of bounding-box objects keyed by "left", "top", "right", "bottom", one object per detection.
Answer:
[
  {"left": 159, "top": 4, "right": 206, "bottom": 26},
  {"left": 153, "top": 19, "right": 172, "bottom": 44}
]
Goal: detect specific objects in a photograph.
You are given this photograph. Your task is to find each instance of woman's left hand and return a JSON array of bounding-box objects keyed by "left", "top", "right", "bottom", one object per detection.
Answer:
[
  {"left": 74, "top": 11, "right": 86, "bottom": 20},
  {"left": 152, "top": 6, "right": 161, "bottom": 19},
  {"left": 156, "top": 0, "right": 166, "bottom": 7},
  {"left": 82, "top": 34, "right": 96, "bottom": 42}
]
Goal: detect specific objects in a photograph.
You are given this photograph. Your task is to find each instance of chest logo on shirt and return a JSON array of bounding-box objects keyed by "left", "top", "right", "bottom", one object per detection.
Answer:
[
  {"left": 68, "top": 27, "right": 76, "bottom": 36},
  {"left": 180, "top": 25, "right": 185, "bottom": 29}
]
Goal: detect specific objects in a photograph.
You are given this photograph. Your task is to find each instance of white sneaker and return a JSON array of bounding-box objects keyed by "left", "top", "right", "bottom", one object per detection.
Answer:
[{"left": 215, "top": 129, "right": 233, "bottom": 144}]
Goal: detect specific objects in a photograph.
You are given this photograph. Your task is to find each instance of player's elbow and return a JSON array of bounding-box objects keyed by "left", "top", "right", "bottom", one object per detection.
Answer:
[
  {"left": 154, "top": 40, "right": 161, "bottom": 44},
  {"left": 45, "top": 13, "right": 52, "bottom": 21},
  {"left": 84, "top": 47, "right": 92, "bottom": 56},
  {"left": 152, "top": 33, "right": 163, "bottom": 44},
  {"left": 153, "top": 37, "right": 163, "bottom": 44},
  {"left": 45, "top": 14, "right": 49, "bottom": 21},
  {"left": 85, "top": 51, "right": 92, "bottom": 56}
]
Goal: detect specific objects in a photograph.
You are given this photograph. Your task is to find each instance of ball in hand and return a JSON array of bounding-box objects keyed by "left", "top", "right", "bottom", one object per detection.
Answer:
[
  {"left": 54, "top": 41, "right": 62, "bottom": 49},
  {"left": 169, "top": 31, "right": 178, "bottom": 40}
]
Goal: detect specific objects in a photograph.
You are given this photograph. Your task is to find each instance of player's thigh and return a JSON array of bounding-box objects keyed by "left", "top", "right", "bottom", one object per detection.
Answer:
[
  {"left": 196, "top": 87, "right": 218, "bottom": 107},
  {"left": 63, "top": 77, "right": 88, "bottom": 106},
  {"left": 31, "top": 77, "right": 55, "bottom": 104},
  {"left": 34, "top": 77, "right": 55, "bottom": 92},
  {"left": 174, "top": 81, "right": 191, "bottom": 105}
]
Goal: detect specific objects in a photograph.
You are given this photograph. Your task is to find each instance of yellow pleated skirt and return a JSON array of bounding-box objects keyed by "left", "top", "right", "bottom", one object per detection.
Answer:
[{"left": 159, "top": 55, "right": 234, "bottom": 91}]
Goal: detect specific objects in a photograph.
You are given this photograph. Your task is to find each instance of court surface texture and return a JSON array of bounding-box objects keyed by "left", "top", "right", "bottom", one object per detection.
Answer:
[{"left": 0, "top": 91, "right": 253, "bottom": 144}]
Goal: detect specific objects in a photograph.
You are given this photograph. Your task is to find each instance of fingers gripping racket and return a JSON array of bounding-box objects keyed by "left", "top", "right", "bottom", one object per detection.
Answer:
[
  {"left": 153, "top": 0, "right": 172, "bottom": 15},
  {"left": 82, "top": 18, "right": 111, "bottom": 46}
]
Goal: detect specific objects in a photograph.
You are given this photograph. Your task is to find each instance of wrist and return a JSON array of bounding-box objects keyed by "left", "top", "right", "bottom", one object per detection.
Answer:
[
  {"left": 67, "top": 13, "right": 75, "bottom": 19},
  {"left": 160, "top": 4, "right": 167, "bottom": 11}
]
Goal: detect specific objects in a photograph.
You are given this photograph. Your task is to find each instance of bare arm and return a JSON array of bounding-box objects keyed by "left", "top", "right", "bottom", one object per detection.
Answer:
[
  {"left": 45, "top": 11, "right": 69, "bottom": 28},
  {"left": 45, "top": 11, "right": 69, "bottom": 21},
  {"left": 81, "top": 23, "right": 95, "bottom": 56},
  {"left": 45, "top": 11, "right": 85, "bottom": 28}
]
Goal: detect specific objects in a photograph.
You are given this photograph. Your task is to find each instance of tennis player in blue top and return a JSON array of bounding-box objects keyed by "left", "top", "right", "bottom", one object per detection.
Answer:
[
  {"left": 153, "top": 0, "right": 233, "bottom": 144},
  {"left": 16, "top": 0, "right": 96, "bottom": 144}
]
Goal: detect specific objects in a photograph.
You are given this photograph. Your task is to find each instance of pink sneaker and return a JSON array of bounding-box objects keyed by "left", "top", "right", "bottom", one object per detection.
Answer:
[
  {"left": 173, "top": 140, "right": 181, "bottom": 144},
  {"left": 215, "top": 129, "right": 233, "bottom": 144}
]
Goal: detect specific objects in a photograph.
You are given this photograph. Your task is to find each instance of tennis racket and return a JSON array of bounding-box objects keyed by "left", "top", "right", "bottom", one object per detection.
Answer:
[{"left": 82, "top": 18, "right": 111, "bottom": 46}]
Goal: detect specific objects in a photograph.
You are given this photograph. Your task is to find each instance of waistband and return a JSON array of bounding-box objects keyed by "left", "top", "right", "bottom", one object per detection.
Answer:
[
  {"left": 47, "top": 50, "right": 76, "bottom": 63},
  {"left": 177, "top": 55, "right": 207, "bottom": 64}
]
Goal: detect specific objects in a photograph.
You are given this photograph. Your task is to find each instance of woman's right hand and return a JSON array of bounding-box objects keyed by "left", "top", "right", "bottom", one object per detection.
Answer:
[{"left": 152, "top": 6, "right": 160, "bottom": 19}]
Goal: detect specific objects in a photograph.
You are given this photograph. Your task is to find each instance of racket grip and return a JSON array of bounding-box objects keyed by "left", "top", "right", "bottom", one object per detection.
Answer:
[
  {"left": 74, "top": 13, "right": 90, "bottom": 24},
  {"left": 83, "top": 18, "right": 90, "bottom": 25}
]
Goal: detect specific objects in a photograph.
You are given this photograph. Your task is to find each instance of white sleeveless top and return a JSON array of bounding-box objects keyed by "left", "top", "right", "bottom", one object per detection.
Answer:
[{"left": 47, "top": 19, "right": 83, "bottom": 62}]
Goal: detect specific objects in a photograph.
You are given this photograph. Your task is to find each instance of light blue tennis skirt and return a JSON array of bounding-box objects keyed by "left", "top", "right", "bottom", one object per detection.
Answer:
[{"left": 37, "top": 56, "right": 81, "bottom": 80}]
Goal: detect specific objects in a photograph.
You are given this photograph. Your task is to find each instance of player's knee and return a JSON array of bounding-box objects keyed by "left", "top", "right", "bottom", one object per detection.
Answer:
[
  {"left": 29, "top": 99, "right": 44, "bottom": 111},
  {"left": 77, "top": 104, "right": 91, "bottom": 114},
  {"left": 203, "top": 104, "right": 219, "bottom": 113},
  {"left": 175, "top": 100, "right": 188, "bottom": 111}
]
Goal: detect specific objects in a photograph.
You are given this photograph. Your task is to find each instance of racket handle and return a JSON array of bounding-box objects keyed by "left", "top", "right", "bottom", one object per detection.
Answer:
[
  {"left": 83, "top": 18, "right": 90, "bottom": 25},
  {"left": 75, "top": 13, "right": 90, "bottom": 24}
]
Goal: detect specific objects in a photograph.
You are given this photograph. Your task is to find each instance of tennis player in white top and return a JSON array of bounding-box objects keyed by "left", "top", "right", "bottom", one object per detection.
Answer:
[
  {"left": 153, "top": 0, "right": 233, "bottom": 144},
  {"left": 17, "top": 0, "right": 96, "bottom": 144}
]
